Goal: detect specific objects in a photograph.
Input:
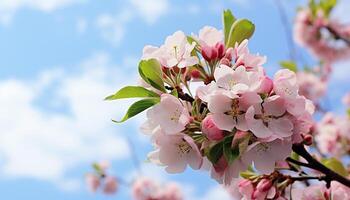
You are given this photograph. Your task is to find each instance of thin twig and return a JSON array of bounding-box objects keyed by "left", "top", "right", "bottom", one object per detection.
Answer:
[{"left": 292, "top": 143, "right": 350, "bottom": 188}]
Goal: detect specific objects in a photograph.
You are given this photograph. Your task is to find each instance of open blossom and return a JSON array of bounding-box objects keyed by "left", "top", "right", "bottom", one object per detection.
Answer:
[
  {"left": 294, "top": 9, "right": 350, "bottom": 63},
  {"left": 86, "top": 173, "right": 100, "bottom": 192},
  {"left": 292, "top": 181, "right": 350, "bottom": 200},
  {"left": 242, "top": 139, "right": 292, "bottom": 174},
  {"left": 233, "top": 39, "right": 267, "bottom": 71},
  {"left": 148, "top": 130, "right": 203, "bottom": 173},
  {"left": 296, "top": 71, "right": 327, "bottom": 103},
  {"left": 245, "top": 96, "right": 293, "bottom": 139},
  {"left": 342, "top": 92, "right": 350, "bottom": 107},
  {"left": 142, "top": 31, "right": 198, "bottom": 68},
  {"left": 315, "top": 113, "right": 350, "bottom": 157},
  {"left": 132, "top": 177, "right": 183, "bottom": 200},
  {"left": 147, "top": 94, "right": 191, "bottom": 135}
]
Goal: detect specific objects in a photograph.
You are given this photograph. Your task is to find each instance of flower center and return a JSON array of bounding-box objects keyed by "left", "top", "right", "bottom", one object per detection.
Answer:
[
  {"left": 170, "top": 108, "right": 181, "bottom": 122},
  {"left": 177, "top": 140, "right": 191, "bottom": 155}
]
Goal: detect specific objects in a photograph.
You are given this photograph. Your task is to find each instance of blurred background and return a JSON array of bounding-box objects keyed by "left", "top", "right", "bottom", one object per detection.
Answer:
[{"left": 0, "top": 0, "right": 349, "bottom": 199}]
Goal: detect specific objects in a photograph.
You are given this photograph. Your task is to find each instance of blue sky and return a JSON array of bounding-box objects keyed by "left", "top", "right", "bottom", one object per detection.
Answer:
[{"left": 0, "top": 0, "right": 349, "bottom": 199}]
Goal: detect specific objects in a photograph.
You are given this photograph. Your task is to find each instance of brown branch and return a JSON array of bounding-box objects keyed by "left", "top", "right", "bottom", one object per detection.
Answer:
[
  {"left": 292, "top": 143, "right": 350, "bottom": 188},
  {"left": 324, "top": 25, "right": 350, "bottom": 46}
]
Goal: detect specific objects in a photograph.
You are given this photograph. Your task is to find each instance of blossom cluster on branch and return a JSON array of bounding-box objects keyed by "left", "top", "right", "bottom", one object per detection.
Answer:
[{"left": 103, "top": 1, "right": 350, "bottom": 199}]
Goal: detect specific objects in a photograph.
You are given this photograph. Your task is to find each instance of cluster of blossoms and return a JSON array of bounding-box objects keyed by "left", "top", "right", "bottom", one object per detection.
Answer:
[
  {"left": 315, "top": 113, "right": 350, "bottom": 157},
  {"left": 85, "top": 161, "right": 118, "bottom": 194},
  {"left": 293, "top": 1, "right": 350, "bottom": 63},
  {"left": 86, "top": 162, "right": 183, "bottom": 200},
  {"left": 132, "top": 177, "right": 183, "bottom": 200},
  {"left": 106, "top": 8, "right": 350, "bottom": 200},
  {"left": 291, "top": 181, "right": 350, "bottom": 200},
  {"left": 137, "top": 25, "right": 314, "bottom": 185}
]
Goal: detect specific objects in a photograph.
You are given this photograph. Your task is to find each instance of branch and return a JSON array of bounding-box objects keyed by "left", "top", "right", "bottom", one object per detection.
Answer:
[
  {"left": 324, "top": 25, "right": 350, "bottom": 46},
  {"left": 292, "top": 143, "right": 350, "bottom": 188}
]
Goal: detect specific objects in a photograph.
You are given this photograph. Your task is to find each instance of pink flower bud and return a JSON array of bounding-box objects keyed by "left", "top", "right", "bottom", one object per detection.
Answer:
[
  {"left": 213, "top": 156, "right": 228, "bottom": 175},
  {"left": 191, "top": 69, "right": 201, "bottom": 79},
  {"left": 258, "top": 76, "right": 273, "bottom": 94},
  {"left": 201, "top": 45, "right": 218, "bottom": 62},
  {"left": 103, "top": 176, "right": 118, "bottom": 195},
  {"left": 220, "top": 58, "right": 231, "bottom": 66},
  {"left": 86, "top": 173, "right": 100, "bottom": 192},
  {"left": 302, "top": 134, "right": 313, "bottom": 146},
  {"left": 201, "top": 115, "right": 224, "bottom": 141},
  {"left": 215, "top": 42, "right": 225, "bottom": 59},
  {"left": 224, "top": 47, "right": 234, "bottom": 60},
  {"left": 256, "top": 179, "right": 272, "bottom": 192}
]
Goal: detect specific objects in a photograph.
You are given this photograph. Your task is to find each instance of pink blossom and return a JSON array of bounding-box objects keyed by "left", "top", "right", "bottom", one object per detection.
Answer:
[
  {"left": 86, "top": 173, "right": 100, "bottom": 193},
  {"left": 210, "top": 156, "right": 248, "bottom": 185},
  {"left": 252, "top": 179, "right": 276, "bottom": 200},
  {"left": 342, "top": 92, "right": 350, "bottom": 107},
  {"left": 132, "top": 177, "right": 160, "bottom": 200},
  {"left": 292, "top": 185, "right": 329, "bottom": 200},
  {"left": 103, "top": 176, "right": 118, "bottom": 195},
  {"left": 149, "top": 130, "right": 203, "bottom": 173},
  {"left": 201, "top": 114, "right": 224, "bottom": 141},
  {"left": 294, "top": 9, "right": 350, "bottom": 63},
  {"left": 206, "top": 91, "right": 262, "bottom": 132},
  {"left": 142, "top": 31, "right": 198, "bottom": 68},
  {"left": 233, "top": 39, "right": 267, "bottom": 71},
  {"left": 242, "top": 140, "right": 292, "bottom": 174},
  {"left": 238, "top": 179, "right": 254, "bottom": 199},
  {"left": 147, "top": 94, "right": 191, "bottom": 135},
  {"left": 297, "top": 71, "right": 327, "bottom": 103},
  {"left": 330, "top": 181, "right": 350, "bottom": 200},
  {"left": 197, "top": 26, "right": 224, "bottom": 47},
  {"left": 160, "top": 183, "right": 183, "bottom": 200},
  {"left": 245, "top": 96, "right": 293, "bottom": 139}
]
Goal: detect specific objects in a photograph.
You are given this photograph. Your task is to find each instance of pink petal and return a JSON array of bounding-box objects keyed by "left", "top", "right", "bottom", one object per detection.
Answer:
[
  {"left": 208, "top": 93, "right": 232, "bottom": 113},
  {"left": 212, "top": 113, "right": 236, "bottom": 131},
  {"left": 263, "top": 95, "right": 286, "bottom": 116},
  {"left": 269, "top": 118, "right": 293, "bottom": 138},
  {"left": 245, "top": 107, "right": 273, "bottom": 138}
]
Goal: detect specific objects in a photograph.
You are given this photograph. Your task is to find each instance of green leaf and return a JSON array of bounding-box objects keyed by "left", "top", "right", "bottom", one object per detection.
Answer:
[
  {"left": 223, "top": 136, "right": 239, "bottom": 165},
  {"left": 105, "top": 86, "right": 160, "bottom": 100},
  {"left": 238, "top": 134, "right": 250, "bottom": 155},
  {"left": 321, "top": 158, "right": 348, "bottom": 177},
  {"left": 114, "top": 98, "right": 160, "bottom": 123},
  {"left": 226, "top": 19, "right": 255, "bottom": 48},
  {"left": 240, "top": 170, "right": 257, "bottom": 179},
  {"left": 139, "top": 59, "right": 166, "bottom": 92},
  {"left": 347, "top": 109, "right": 350, "bottom": 118},
  {"left": 207, "top": 141, "right": 224, "bottom": 164},
  {"left": 170, "top": 88, "right": 178, "bottom": 97},
  {"left": 222, "top": 9, "right": 236, "bottom": 45},
  {"left": 280, "top": 60, "right": 298, "bottom": 72}
]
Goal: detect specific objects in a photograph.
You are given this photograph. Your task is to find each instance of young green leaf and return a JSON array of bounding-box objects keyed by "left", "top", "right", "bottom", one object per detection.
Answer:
[
  {"left": 207, "top": 141, "right": 224, "bottom": 164},
  {"left": 223, "top": 136, "right": 239, "bottom": 165},
  {"left": 226, "top": 19, "right": 255, "bottom": 48},
  {"left": 222, "top": 9, "right": 236, "bottom": 45},
  {"left": 139, "top": 59, "right": 166, "bottom": 92},
  {"left": 280, "top": 60, "right": 298, "bottom": 72},
  {"left": 105, "top": 86, "right": 160, "bottom": 100},
  {"left": 114, "top": 98, "right": 160, "bottom": 123},
  {"left": 321, "top": 157, "right": 349, "bottom": 177}
]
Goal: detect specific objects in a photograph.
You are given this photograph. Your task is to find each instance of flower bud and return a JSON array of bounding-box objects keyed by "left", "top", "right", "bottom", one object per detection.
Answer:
[
  {"left": 215, "top": 42, "right": 225, "bottom": 59},
  {"left": 220, "top": 58, "right": 231, "bottom": 66},
  {"left": 302, "top": 134, "right": 313, "bottom": 146},
  {"left": 86, "top": 173, "right": 100, "bottom": 192},
  {"left": 201, "top": 115, "right": 224, "bottom": 141},
  {"left": 201, "top": 45, "right": 218, "bottom": 62},
  {"left": 224, "top": 47, "right": 234, "bottom": 61},
  {"left": 191, "top": 69, "right": 201, "bottom": 79},
  {"left": 258, "top": 76, "right": 273, "bottom": 94},
  {"left": 213, "top": 156, "right": 228, "bottom": 175},
  {"left": 256, "top": 179, "right": 273, "bottom": 192},
  {"left": 103, "top": 176, "right": 118, "bottom": 194}
]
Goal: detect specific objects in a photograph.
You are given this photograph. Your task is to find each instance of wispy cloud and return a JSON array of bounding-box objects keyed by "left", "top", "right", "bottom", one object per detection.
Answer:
[
  {"left": 0, "top": 53, "right": 137, "bottom": 189},
  {"left": 0, "top": 0, "right": 86, "bottom": 25}
]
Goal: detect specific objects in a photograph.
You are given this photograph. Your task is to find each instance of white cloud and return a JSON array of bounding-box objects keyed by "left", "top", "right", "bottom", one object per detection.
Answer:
[
  {"left": 0, "top": 53, "right": 138, "bottom": 187},
  {"left": 95, "top": 10, "right": 133, "bottom": 46},
  {"left": 130, "top": 0, "right": 169, "bottom": 24},
  {"left": 0, "top": 0, "right": 85, "bottom": 25}
]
